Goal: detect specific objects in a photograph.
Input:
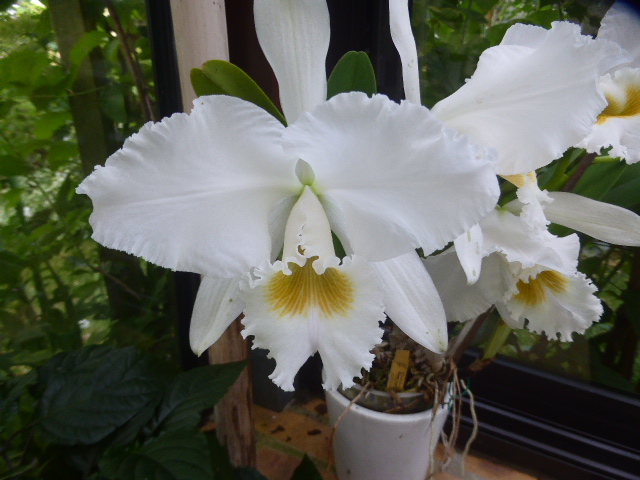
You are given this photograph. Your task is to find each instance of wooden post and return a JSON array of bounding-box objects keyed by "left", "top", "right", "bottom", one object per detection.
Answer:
[
  {"left": 169, "top": 0, "right": 257, "bottom": 468},
  {"left": 170, "top": 0, "right": 230, "bottom": 110}
]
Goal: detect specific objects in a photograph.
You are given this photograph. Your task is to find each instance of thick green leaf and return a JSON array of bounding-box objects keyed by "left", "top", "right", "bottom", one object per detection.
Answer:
[
  {"left": 0, "top": 155, "right": 31, "bottom": 176},
  {"left": 0, "top": 250, "right": 27, "bottom": 284},
  {"left": 327, "top": 51, "right": 377, "bottom": 99},
  {"left": 100, "top": 85, "right": 127, "bottom": 124},
  {"left": 233, "top": 468, "right": 269, "bottom": 480},
  {"left": 38, "top": 346, "right": 164, "bottom": 445},
  {"left": 191, "top": 60, "right": 286, "bottom": 125},
  {"left": 47, "top": 141, "right": 79, "bottom": 171},
  {"left": 0, "top": 370, "right": 37, "bottom": 433},
  {"left": 69, "top": 30, "right": 107, "bottom": 66},
  {"left": 33, "top": 111, "right": 72, "bottom": 140},
  {"left": 572, "top": 162, "right": 627, "bottom": 201},
  {"left": 205, "top": 431, "right": 234, "bottom": 480},
  {"left": 152, "top": 361, "right": 246, "bottom": 433},
  {"left": 290, "top": 455, "right": 323, "bottom": 480},
  {"left": 99, "top": 429, "right": 213, "bottom": 480}
]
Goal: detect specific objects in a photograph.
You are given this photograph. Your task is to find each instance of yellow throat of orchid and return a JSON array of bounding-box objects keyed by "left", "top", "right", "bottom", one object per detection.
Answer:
[
  {"left": 597, "top": 84, "right": 640, "bottom": 125},
  {"left": 513, "top": 270, "right": 569, "bottom": 307},
  {"left": 267, "top": 256, "right": 354, "bottom": 318}
]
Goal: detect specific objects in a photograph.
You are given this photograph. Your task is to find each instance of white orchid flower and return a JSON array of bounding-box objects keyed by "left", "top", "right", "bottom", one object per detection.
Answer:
[
  {"left": 389, "top": 0, "right": 620, "bottom": 176},
  {"left": 578, "top": 2, "right": 640, "bottom": 163},
  {"left": 456, "top": 172, "right": 640, "bottom": 284},
  {"left": 77, "top": 0, "right": 500, "bottom": 390},
  {"left": 425, "top": 210, "right": 603, "bottom": 342}
]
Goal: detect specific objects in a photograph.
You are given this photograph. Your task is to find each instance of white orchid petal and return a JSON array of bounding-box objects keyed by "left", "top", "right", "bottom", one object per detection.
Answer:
[
  {"left": 547, "top": 191, "right": 640, "bottom": 246},
  {"left": 370, "top": 251, "right": 448, "bottom": 353},
  {"left": 598, "top": 2, "right": 640, "bottom": 67},
  {"left": 77, "top": 95, "right": 300, "bottom": 276},
  {"left": 453, "top": 224, "right": 484, "bottom": 284},
  {"left": 432, "top": 21, "right": 614, "bottom": 175},
  {"left": 241, "top": 255, "right": 385, "bottom": 391},
  {"left": 284, "top": 92, "right": 499, "bottom": 261},
  {"left": 578, "top": 68, "right": 640, "bottom": 163},
  {"left": 501, "top": 271, "right": 602, "bottom": 342},
  {"left": 389, "top": 0, "right": 421, "bottom": 104},
  {"left": 516, "top": 175, "right": 553, "bottom": 233},
  {"left": 423, "top": 250, "right": 497, "bottom": 323},
  {"left": 480, "top": 209, "right": 580, "bottom": 274},
  {"left": 189, "top": 276, "right": 245, "bottom": 356},
  {"left": 254, "top": 0, "right": 330, "bottom": 123}
]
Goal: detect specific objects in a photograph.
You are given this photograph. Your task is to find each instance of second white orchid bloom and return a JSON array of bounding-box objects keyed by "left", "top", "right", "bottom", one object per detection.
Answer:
[
  {"left": 578, "top": 1, "right": 640, "bottom": 163},
  {"left": 390, "top": 0, "right": 619, "bottom": 175}
]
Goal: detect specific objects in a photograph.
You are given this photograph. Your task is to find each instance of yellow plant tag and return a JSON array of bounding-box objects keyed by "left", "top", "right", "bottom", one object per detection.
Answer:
[{"left": 386, "top": 350, "right": 411, "bottom": 391}]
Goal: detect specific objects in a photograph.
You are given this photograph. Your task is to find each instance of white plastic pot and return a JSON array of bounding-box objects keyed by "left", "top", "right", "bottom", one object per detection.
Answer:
[{"left": 325, "top": 388, "right": 449, "bottom": 480}]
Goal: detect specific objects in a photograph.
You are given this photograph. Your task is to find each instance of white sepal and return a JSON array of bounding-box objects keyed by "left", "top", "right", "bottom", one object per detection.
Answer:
[
  {"left": 423, "top": 249, "right": 496, "bottom": 323},
  {"left": 254, "top": 0, "right": 330, "bottom": 123},
  {"left": 189, "top": 276, "right": 245, "bottom": 356},
  {"left": 546, "top": 191, "right": 640, "bottom": 246},
  {"left": 369, "top": 251, "right": 448, "bottom": 354},
  {"left": 389, "top": 0, "right": 421, "bottom": 104}
]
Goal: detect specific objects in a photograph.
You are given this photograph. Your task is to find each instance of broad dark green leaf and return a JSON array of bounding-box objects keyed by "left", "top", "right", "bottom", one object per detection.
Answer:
[
  {"left": 290, "top": 455, "right": 323, "bottom": 480},
  {"left": 69, "top": 30, "right": 107, "bottom": 66},
  {"left": 233, "top": 468, "right": 269, "bottom": 480},
  {"left": 0, "top": 250, "right": 27, "bottom": 284},
  {"left": 191, "top": 60, "right": 286, "bottom": 125},
  {"left": 600, "top": 162, "right": 640, "bottom": 211},
  {"left": 152, "top": 361, "right": 246, "bottom": 433},
  {"left": 99, "top": 429, "right": 213, "bottom": 480},
  {"left": 205, "top": 431, "right": 234, "bottom": 480},
  {"left": 0, "top": 370, "right": 37, "bottom": 433},
  {"left": 100, "top": 85, "right": 127, "bottom": 124},
  {"left": 0, "top": 155, "right": 31, "bottom": 176},
  {"left": 38, "top": 346, "right": 164, "bottom": 445},
  {"left": 47, "top": 141, "right": 79, "bottom": 171},
  {"left": 33, "top": 111, "right": 72, "bottom": 140},
  {"left": 572, "top": 162, "right": 628, "bottom": 201},
  {"left": 327, "top": 51, "right": 377, "bottom": 99}
]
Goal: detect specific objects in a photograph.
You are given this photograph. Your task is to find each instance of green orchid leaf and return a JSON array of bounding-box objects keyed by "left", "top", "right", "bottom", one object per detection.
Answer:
[
  {"left": 572, "top": 162, "right": 628, "bottom": 201},
  {"left": 38, "top": 346, "right": 164, "bottom": 445},
  {"left": 151, "top": 361, "right": 246, "bottom": 433},
  {"left": 327, "top": 51, "right": 377, "bottom": 98},
  {"left": 99, "top": 429, "right": 213, "bottom": 480},
  {"left": 191, "top": 60, "right": 286, "bottom": 125},
  {"left": 290, "top": 455, "right": 323, "bottom": 480}
]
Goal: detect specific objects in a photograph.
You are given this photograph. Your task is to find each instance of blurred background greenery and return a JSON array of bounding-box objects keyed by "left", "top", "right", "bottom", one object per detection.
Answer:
[{"left": 0, "top": 0, "right": 638, "bottom": 477}]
